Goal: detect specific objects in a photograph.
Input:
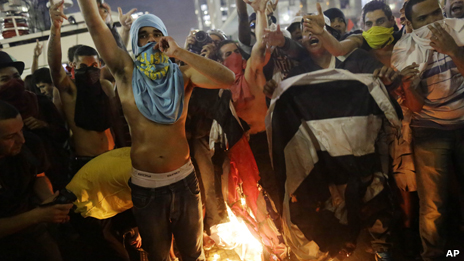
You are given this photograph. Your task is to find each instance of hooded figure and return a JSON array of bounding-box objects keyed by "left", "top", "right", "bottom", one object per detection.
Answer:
[{"left": 130, "top": 14, "right": 184, "bottom": 124}]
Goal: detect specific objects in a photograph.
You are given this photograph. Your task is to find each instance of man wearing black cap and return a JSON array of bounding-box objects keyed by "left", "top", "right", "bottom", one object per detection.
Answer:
[{"left": 324, "top": 8, "right": 347, "bottom": 36}]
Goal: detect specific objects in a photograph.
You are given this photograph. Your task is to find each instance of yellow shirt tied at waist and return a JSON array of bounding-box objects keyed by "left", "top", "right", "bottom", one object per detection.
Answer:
[{"left": 66, "top": 147, "right": 132, "bottom": 219}]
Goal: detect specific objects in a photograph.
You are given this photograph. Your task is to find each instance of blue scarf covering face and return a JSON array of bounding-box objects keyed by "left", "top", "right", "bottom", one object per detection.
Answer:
[{"left": 131, "top": 14, "right": 184, "bottom": 124}]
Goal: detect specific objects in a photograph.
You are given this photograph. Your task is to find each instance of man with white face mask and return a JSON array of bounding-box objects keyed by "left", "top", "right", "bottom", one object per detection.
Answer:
[{"left": 391, "top": 0, "right": 464, "bottom": 259}]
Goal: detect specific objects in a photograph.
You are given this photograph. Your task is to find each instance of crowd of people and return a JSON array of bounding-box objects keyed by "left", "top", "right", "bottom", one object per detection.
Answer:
[{"left": 0, "top": 0, "right": 463, "bottom": 260}]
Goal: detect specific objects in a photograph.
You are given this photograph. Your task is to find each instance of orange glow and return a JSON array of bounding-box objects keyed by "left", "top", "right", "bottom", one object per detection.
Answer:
[{"left": 210, "top": 204, "right": 263, "bottom": 261}]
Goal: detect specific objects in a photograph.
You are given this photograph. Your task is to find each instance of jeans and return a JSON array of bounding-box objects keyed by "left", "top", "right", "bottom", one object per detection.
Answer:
[
  {"left": 129, "top": 172, "right": 205, "bottom": 261},
  {"left": 412, "top": 127, "right": 464, "bottom": 261}
]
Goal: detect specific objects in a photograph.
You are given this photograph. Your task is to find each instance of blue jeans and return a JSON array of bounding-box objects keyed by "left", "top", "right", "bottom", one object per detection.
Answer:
[
  {"left": 412, "top": 127, "right": 464, "bottom": 261},
  {"left": 129, "top": 172, "right": 205, "bottom": 261}
]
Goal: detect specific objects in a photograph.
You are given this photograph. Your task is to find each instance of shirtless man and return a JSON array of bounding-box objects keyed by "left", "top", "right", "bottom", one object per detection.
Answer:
[
  {"left": 48, "top": 1, "right": 115, "bottom": 175},
  {"left": 217, "top": 0, "right": 270, "bottom": 135},
  {"left": 76, "top": 0, "right": 234, "bottom": 259},
  {"left": 216, "top": 0, "right": 282, "bottom": 213}
]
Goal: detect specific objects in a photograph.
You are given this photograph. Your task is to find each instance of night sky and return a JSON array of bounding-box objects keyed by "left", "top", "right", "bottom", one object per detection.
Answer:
[{"left": 67, "top": 0, "right": 198, "bottom": 44}]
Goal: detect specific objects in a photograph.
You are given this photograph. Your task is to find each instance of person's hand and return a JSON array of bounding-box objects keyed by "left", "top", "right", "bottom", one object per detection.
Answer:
[
  {"left": 33, "top": 204, "right": 73, "bottom": 223},
  {"left": 302, "top": 3, "right": 326, "bottom": 35},
  {"left": 49, "top": 0, "right": 68, "bottom": 29},
  {"left": 24, "top": 117, "right": 49, "bottom": 130},
  {"left": 263, "top": 79, "right": 278, "bottom": 98},
  {"left": 244, "top": 0, "right": 269, "bottom": 12},
  {"left": 263, "top": 24, "right": 285, "bottom": 48},
  {"left": 118, "top": 7, "right": 137, "bottom": 31},
  {"left": 34, "top": 39, "right": 43, "bottom": 58},
  {"left": 428, "top": 22, "right": 460, "bottom": 57},
  {"left": 155, "top": 36, "right": 181, "bottom": 58},
  {"left": 200, "top": 43, "right": 216, "bottom": 59},
  {"left": 373, "top": 65, "right": 399, "bottom": 86},
  {"left": 184, "top": 31, "right": 197, "bottom": 49},
  {"left": 400, "top": 63, "right": 420, "bottom": 90},
  {"left": 33, "top": 191, "right": 73, "bottom": 223},
  {"left": 130, "top": 232, "right": 142, "bottom": 248},
  {"left": 266, "top": 0, "right": 279, "bottom": 15}
]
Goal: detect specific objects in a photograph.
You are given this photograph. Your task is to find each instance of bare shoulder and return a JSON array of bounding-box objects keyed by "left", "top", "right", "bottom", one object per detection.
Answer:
[{"left": 100, "top": 79, "right": 115, "bottom": 98}]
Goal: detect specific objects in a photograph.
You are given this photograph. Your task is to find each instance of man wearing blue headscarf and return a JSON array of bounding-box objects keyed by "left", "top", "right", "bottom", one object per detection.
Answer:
[{"left": 76, "top": 0, "right": 235, "bottom": 260}]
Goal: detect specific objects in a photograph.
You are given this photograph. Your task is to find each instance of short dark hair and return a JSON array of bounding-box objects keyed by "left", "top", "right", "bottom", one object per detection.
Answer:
[
  {"left": 24, "top": 75, "right": 40, "bottom": 94},
  {"left": 68, "top": 44, "right": 83, "bottom": 63},
  {"left": 216, "top": 40, "right": 239, "bottom": 61},
  {"left": 362, "top": 0, "right": 393, "bottom": 23},
  {"left": 73, "top": 45, "right": 99, "bottom": 63},
  {"left": 32, "top": 68, "right": 52, "bottom": 85},
  {"left": 405, "top": 0, "right": 428, "bottom": 22},
  {"left": 0, "top": 100, "right": 19, "bottom": 121}
]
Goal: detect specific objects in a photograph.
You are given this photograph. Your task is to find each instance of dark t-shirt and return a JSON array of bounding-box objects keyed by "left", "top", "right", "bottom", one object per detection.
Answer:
[
  {"left": 0, "top": 132, "right": 48, "bottom": 218},
  {"left": 287, "top": 48, "right": 384, "bottom": 78}
]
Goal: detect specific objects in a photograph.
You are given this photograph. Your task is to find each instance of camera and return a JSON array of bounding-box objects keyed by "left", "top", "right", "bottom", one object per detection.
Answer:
[
  {"left": 40, "top": 189, "right": 77, "bottom": 207},
  {"left": 188, "top": 30, "right": 213, "bottom": 55}
]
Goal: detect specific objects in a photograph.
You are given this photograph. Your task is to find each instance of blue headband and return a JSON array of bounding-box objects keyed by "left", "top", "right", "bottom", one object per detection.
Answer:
[{"left": 130, "top": 14, "right": 168, "bottom": 56}]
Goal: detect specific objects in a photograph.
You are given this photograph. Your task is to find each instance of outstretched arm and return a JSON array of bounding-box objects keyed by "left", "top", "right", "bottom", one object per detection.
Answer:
[
  {"left": 157, "top": 37, "right": 234, "bottom": 89},
  {"left": 77, "top": 0, "right": 132, "bottom": 76},
  {"left": 303, "top": 3, "right": 362, "bottom": 56},
  {"left": 48, "top": 0, "right": 73, "bottom": 93},
  {"left": 118, "top": 7, "right": 137, "bottom": 50},
  {"left": 31, "top": 39, "right": 43, "bottom": 73},
  {"left": 245, "top": 0, "right": 271, "bottom": 91},
  {"left": 236, "top": 0, "right": 252, "bottom": 46}
]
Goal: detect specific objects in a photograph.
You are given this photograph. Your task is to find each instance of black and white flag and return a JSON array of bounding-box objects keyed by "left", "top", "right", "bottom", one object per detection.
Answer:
[{"left": 265, "top": 69, "right": 401, "bottom": 259}]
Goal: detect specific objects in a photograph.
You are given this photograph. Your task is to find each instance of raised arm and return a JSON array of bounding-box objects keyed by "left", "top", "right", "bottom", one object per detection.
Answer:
[
  {"left": 118, "top": 7, "right": 137, "bottom": 50},
  {"left": 263, "top": 25, "right": 308, "bottom": 61},
  {"left": 157, "top": 38, "right": 234, "bottom": 89},
  {"left": 77, "top": 0, "right": 132, "bottom": 76},
  {"left": 245, "top": 0, "right": 271, "bottom": 90},
  {"left": 303, "top": 3, "right": 362, "bottom": 56},
  {"left": 47, "top": 0, "right": 73, "bottom": 93},
  {"left": 31, "top": 39, "right": 43, "bottom": 73},
  {"left": 236, "top": 0, "right": 252, "bottom": 46}
]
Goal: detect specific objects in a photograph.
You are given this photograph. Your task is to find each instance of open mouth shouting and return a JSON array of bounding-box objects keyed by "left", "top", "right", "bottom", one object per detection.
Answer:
[
  {"left": 451, "top": 1, "right": 464, "bottom": 18},
  {"left": 309, "top": 37, "right": 320, "bottom": 46}
]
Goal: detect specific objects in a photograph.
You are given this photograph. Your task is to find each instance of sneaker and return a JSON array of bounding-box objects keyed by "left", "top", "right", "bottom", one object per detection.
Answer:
[{"left": 375, "top": 252, "right": 393, "bottom": 261}]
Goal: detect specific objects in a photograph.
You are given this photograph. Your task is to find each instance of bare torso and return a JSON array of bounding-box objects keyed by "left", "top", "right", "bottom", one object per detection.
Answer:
[
  {"left": 60, "top": 88, "right": 109, "bottom": 157},
  {"left": 237, "top": 63, "right": 269, "bottom": 135},
  {"left": 234, "top": 97, "right": 268, "bottom": 134},
  {"left": 116, "top": 66, "right": 194, "bottom": 173}
]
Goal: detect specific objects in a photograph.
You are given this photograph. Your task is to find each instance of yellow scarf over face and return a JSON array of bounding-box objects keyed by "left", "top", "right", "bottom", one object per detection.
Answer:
[{"left": 362, "top": 26, "right": 395, "bottom": 49}]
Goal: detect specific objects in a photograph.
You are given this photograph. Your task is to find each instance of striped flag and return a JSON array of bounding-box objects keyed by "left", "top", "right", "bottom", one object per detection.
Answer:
[{"left": 265, "top": 69, "right": 401, "bottom": 259}]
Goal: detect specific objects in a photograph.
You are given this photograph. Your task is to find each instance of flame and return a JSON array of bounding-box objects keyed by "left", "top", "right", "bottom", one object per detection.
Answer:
[{"left": 210, "top": 204, "right": 263, "bottom": 261}]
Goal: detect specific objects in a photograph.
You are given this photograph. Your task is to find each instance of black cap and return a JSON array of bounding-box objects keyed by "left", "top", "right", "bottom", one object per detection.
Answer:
[
  {"left": 0, "top": 51, "right": 25, "bottom": 75},
  {"left": 323, "top": 8, "right": 346, "bottom": 24}
]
